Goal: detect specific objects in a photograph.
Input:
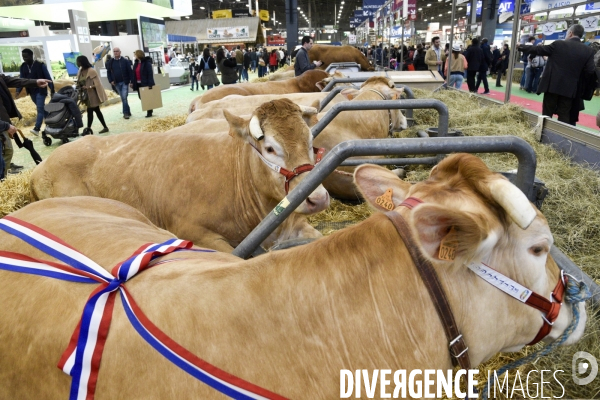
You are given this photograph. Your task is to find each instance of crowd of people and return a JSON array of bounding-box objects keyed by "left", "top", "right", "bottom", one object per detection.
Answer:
[{"left": 187, "top": 45, "right": 291, "bottom": 88}]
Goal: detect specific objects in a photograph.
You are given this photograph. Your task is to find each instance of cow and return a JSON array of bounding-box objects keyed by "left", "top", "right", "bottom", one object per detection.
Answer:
[
  {"left": 184, "top": 77, "right": 408, "bottom": 201},
  {"left": 192, "top": 69, "right": 330, "bottom": 109},
  {"left": 309, "top": 44, "right": 374, "bottom": 71},
  {"left": 186, "top": 92, "right": 346, "bottom": 123},
  {"left": 0, "top": 153, "right": 587, "bottom": 399},
  {"left": 29, "top": 99, "right": 329, "bottom": 252}
]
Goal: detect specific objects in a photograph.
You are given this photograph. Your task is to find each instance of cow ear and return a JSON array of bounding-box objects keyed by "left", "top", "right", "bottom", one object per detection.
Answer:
[
  {"left": 410, "top": 204, "right": 489, "bottom": 263},
  {"left": 315, "top": 77, "right": 331, "bottom": 91},
  {"left": 354, "top": 164, "right": 411, "bottom": 211},
  {"left": 340, "top": 88, "right": 360, "bottom": 100},
  {"left": 299, "top": 104, "right": 319, "bottom": 127},
  {"left": 223, "top": 109, "right": 250, "bottom": 140}
]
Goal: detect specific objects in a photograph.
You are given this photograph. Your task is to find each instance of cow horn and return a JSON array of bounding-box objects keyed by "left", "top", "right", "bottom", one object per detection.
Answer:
[
  {"left": 387, "top": 79, "right": 395, "bottom": 88},
  {"left": 298, "top": 105, "right": 318, "bottom": 115},
  {"left": 488, "top": 179, "right": 537, "bottom": 229},
  {"left": 249, "top": 116, "right": 264, "bottom": 141}
]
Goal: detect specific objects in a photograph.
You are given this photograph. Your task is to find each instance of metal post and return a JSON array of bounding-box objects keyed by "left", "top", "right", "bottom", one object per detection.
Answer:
[
  {"left": 504, "top": 0, "right": 522, "bottom": 103},
  {"left": 232, "top": 136, "right": 537, "bottom": 259},
  {"left": 400, "top": 17, "right": 404, "bottom": 70},
  {"left": 446, "top": 0, "right": 457, "bottom": 87}
]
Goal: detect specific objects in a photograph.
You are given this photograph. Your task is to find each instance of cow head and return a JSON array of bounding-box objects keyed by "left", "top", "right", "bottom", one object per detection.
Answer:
[
  {"left": 353, "top": 154, "right": 586, "bottom": 363},
  {"left": 223, "top": 99, "right": 330, "bottom": 214},
  {"left": 339, "top": 77, "right": 408, "bottom": 130}
]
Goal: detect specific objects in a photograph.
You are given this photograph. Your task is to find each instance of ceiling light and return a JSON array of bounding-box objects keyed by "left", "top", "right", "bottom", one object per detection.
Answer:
[
  {"left": 297, "top": 7, "right": 300, "bottom": 10},
  {"left": 447, "top": 10, "right": 451, "bottom": 13},
  {"left": 438, "top": 13, "right": 442, "bottom": 16},
  {"left": 185, "top": 16, "right": 189, "bottom": 19},
  {"left": 424, "top": 18, "right": 427, "bottom": 21},
  {"left": 200, "top": 6, "right": 205, "bottom": 9},
  {"left": 418, "top": 7, "right": 422, "bottom": 10},
  {"left": 458, "top": 7, "right": 463, "bottom": 10},
  {"left": 341, "top": 1, "right": 345, "bottom": 3},
  {"left": 427, "top": 3, "right": 431, "bottom": 6}
]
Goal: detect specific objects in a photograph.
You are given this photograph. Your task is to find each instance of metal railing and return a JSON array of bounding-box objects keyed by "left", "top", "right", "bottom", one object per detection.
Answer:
[{"left": 232, "top": 135, "right": 537, "bottom": 259}]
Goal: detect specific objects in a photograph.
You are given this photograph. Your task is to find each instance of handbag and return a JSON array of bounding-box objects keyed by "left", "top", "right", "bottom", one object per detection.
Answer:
[{"left": 258, "top": 59, "right": 266, "bottom": 67}]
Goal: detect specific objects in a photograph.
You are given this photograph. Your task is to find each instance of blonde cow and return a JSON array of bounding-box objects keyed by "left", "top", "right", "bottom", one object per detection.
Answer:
[
  {"left": 30, "top": 99, "right": 329, "bottom": 252},
  {"left": 0, "top": 154, "right": 587, "bottom": 398}
]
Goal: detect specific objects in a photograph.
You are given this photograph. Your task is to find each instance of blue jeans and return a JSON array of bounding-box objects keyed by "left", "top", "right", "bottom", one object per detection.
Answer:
[
  {"left": 251, "top": 60, "right": 256, "bottom": 72},
  {"left": 526, "top": 67, "right": 543, "bottom": 93},
  {"left": 520, "top": 61, "right": 528, "bottom": 88},
  {"left": 190, "top": 74, "right": 199, "bottom": 90},
  {"left": 241, "top": 67, "right": 249, "bottom": 82},
  {"left": 449, "top": 74, "right": 464, "bottom": 89},
  {"left": 115, "top": 82, "right": 131, "bottom": 116},
  {"left": 237, "top": 65, "right": 243, "bottom": 81},
  {"left": 31, "top": 92, "right": 45, "bottom": 130}
]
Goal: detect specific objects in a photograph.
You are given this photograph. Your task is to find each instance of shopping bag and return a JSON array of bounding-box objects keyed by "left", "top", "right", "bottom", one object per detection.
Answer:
[{"left": 139, "top": 86, "right": 163, "bottom": 111}]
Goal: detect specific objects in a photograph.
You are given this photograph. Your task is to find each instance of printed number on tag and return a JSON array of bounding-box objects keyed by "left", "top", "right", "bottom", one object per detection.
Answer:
[{"left": 375, "top": 188, "right": 395, "bottom": 211}]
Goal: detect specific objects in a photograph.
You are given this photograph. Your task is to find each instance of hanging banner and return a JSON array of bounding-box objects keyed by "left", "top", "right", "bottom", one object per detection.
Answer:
[
  {"left": 259, "top": 9, "right": 270, "bottom": 21},
  {"left": 390, "top": 25, "right": 411, "bottom": 37},
  {"left": 392, "top": 0, "right": 417, "bottom": 20},
  {"left": 207, "top": 26, "right": 249, "bottom": 39},
  {"left": 232, "top": 8, "right": 250, "bottom": 18},
  {"left": 582, "top": 16, "right": 599, "bottom": 32},
  {"left": 212, "top": 10, "right": 233, "bottom": 19},
  {"left": 530, "top": 0, "right": 586, "bottom": 13},
  {"left": 363, "top": 0, "right": 386, "bottom": 13},
  {"left": 348, "top": 34, "right": 357, "bottom": 44}
]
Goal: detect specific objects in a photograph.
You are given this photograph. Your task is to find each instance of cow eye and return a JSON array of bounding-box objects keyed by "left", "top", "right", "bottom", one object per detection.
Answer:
[
  {"left": 529, "top": 245, "right": 547, "bottom": 256},
  {"left": 266, "top": 146, "right": 275, "bottom": 154}
]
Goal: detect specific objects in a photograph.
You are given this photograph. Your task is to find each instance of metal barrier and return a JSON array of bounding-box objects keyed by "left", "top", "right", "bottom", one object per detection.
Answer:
[
  {"left": 232, "top": 136, "right": 537, "bottom": 259},
  {"left": 312, "top": 98, "right": 448, "bottom": 167},
  {"left": 318, "top": 83, "right": 416, "bottom": 125}
]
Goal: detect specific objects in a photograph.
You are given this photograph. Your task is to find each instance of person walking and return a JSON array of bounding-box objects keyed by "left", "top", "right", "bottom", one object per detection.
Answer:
[
  {"left": 131, "top": 50, "right": 156, "bottom": 118},
  {"left": 269, "top": 49, "right": 278, "bottom": 74},
  {"left": 528, "top": 24, "right": 595, "bottom": 125},
  {"left": 234, "top": 46, "right": 244, "bottom": 83},
  {"left": 413, "top": 44, "right": 428, "bottom": 71},
  {"left": 294, "top": 36, "right": 322, "bottom": 76},
  {"left": 425, "top": 36, "right": 446, "bottom": 76},
  {"left": 445, "top": 43, "right": 468, "bottom": 89},
  {"left": 198, "top": 48, "right": 219, "bottom": 90},
  {"left": 249, "top": 48, "right": 257, "bottom": 73},
  {"left": 216, "top": 48, "right": 238, "bottom": 85},
  {"left": 106, "top": 47, "right": 132, "bottom": 119},
  {"left": 495, "top": 44, "right": 510, "bottom": 87},
  {"left": 1, "top": 74, "right": 50, "bottom": 179},
  {"left": 76, "top": 55, "right": 109, "bottom": 133},
  {"left": 490, "top": 46, "right": 501, "bottom": 75},
  {"left": 475, "top": 38, "right": 492, "bottom": 94},
  {"left": 188, "top": 57, "right": 199, "bottom": 91},
  {"left": 16, "top": 48, "right": 55, "bottom": 136},
  {"left": 525, "top": 47, "right": 546, "bottom": 93},
  {"left": 242, "top": 49, "right": 251, "bottom": 82},
  {"left": 463, "top": 38, "right": 484, "bottom": 93}
]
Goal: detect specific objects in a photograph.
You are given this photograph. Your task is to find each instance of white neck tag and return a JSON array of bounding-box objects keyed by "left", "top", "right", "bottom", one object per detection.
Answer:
[{"left": 467, "top": 262, "right": 533, "bottom": 303}]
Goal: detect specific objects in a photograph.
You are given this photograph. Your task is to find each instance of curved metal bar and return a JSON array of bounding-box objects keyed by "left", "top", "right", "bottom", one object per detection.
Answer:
[
  {"left": 311, "top": 98, "right": 448, "bottom": 140},
  {"left": 340, "top": 157, "right": 438, "bottom": 166},
  {"left": 232, "top": 136, "right": 537, "bottom": 259}
]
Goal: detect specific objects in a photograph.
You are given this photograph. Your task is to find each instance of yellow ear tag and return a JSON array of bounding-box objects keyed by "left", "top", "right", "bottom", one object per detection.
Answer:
[
  {"left": 438, "top": 226, "right": 458, "bottom": 261},
  {"left": 375, "top": 188, "right": 395, "bottom": 211}
]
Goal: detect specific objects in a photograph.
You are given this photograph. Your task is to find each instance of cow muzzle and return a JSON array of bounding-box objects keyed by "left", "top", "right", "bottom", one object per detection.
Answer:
[{"left": 295, "top": 185, "right": 330, "bottom": 214}]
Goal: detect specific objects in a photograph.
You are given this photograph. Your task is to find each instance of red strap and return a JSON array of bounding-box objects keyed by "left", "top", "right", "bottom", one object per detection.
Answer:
[
  {"left": 314, "top": 147, "right": 326, "bottom": 164},
  {"left": 526, "top": 276, "right": 566, "bottom": 345},
  {"left": 400, "top": 197, "right": 424, "bottom": 209},
  {"left": 282, "top": 164, "right": 315, "bottom": 193}
]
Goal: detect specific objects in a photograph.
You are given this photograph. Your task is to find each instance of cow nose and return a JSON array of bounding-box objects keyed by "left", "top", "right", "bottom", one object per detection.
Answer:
[{"left": 304, "top": 185, "right": 330, "bottom": 213}]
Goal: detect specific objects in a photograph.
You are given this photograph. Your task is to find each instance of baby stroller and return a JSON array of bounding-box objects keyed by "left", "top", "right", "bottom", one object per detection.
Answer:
[{"left": 42, "top": 86, "right": 85, "bottom": 146}]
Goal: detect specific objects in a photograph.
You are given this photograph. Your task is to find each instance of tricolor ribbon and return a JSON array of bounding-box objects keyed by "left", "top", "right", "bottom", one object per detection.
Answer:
[{"left": 0, "top": 215, "right": 288, "bottom": 400}]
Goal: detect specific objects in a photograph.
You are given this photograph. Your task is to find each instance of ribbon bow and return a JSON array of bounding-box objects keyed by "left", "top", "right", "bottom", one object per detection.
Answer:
[{"left": 0, "top": 215, "right": 288, "bottom": 400}]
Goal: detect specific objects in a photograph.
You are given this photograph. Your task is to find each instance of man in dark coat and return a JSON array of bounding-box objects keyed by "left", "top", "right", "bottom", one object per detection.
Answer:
[
  {"left": 16, "top": 48, "right": 54, "bottom": 135},
  {"left": 294, "top": 36, "right": 322, "bottom": 76},
  {"left": 475, "top": 38, "right": 492, "bottom": 94},
  {"left": 1, "top": 75, "right": 50, "bottom": 179},
  {"left": 529, "top": 24, "right": 595, "bottom": 125},
  {"left": 106, "top": 47, "right": 133, "bottom": 118},
  {"left": 463, "top": 38, "right": 484, "bottom": 93}
]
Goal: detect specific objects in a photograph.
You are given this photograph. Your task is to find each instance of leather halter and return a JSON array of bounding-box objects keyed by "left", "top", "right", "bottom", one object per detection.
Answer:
[
  {"left": 250, "top": 144, "right": 325, "bottom": 194},
  {"left": 385, "top": 202, "right": 471, "bottom": 370},
  {"left": 367, "top": 88, "right": 395, "bottom": 137},
  {"left": 388, "top": 195, "right": 567, "bottom": 362}
]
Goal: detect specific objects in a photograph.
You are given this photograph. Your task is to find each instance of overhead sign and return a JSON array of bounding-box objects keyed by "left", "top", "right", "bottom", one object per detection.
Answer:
[
  {"left": 207, "top": 26, "right": 249, "bottom": 39},
  {"left": 232, "top": 8, "right": 250, "bottom": 18},
  {"left": 530, "top": 0, "right": 586, "bottom": 13},
  {"left": 259, "top": 9, "right": 270, "bottom": 21},
  {"left": 582, "top": 16, "right": 599, "bottom": 32},
  {"left": 0, "top": 17, "right": 35, "bottom": 32},
  {"left": 393, "top": 0, "right": 417, "bottom": 20},
  {"left": 68, "top": 10, "right": 92, "bottom": 60},
  {"left": 541, "top": 22, "right": 556, "bottom": 35},
  {"left": 212, "top": 10, "right": 233, "bottom": 19},
  {"left": 348, "top": 34, "right": 357, "bottom": 44}
]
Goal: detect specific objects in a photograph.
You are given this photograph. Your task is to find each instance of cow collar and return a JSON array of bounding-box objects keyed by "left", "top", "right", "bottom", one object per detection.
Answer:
[
  {"left": 367, "top": 88, "right": 394, "bottom": 137},
  {"left": 395, "top": 196, "right": 567, "bottom": 348},
  {"left": 248, "top": 143, "right": 325, "bottom": 194}
]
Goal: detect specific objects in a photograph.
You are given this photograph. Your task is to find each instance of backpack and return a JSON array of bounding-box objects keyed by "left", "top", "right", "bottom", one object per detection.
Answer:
[{"left": 529, "top": 55, "right": 545, "bottom": 69}]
